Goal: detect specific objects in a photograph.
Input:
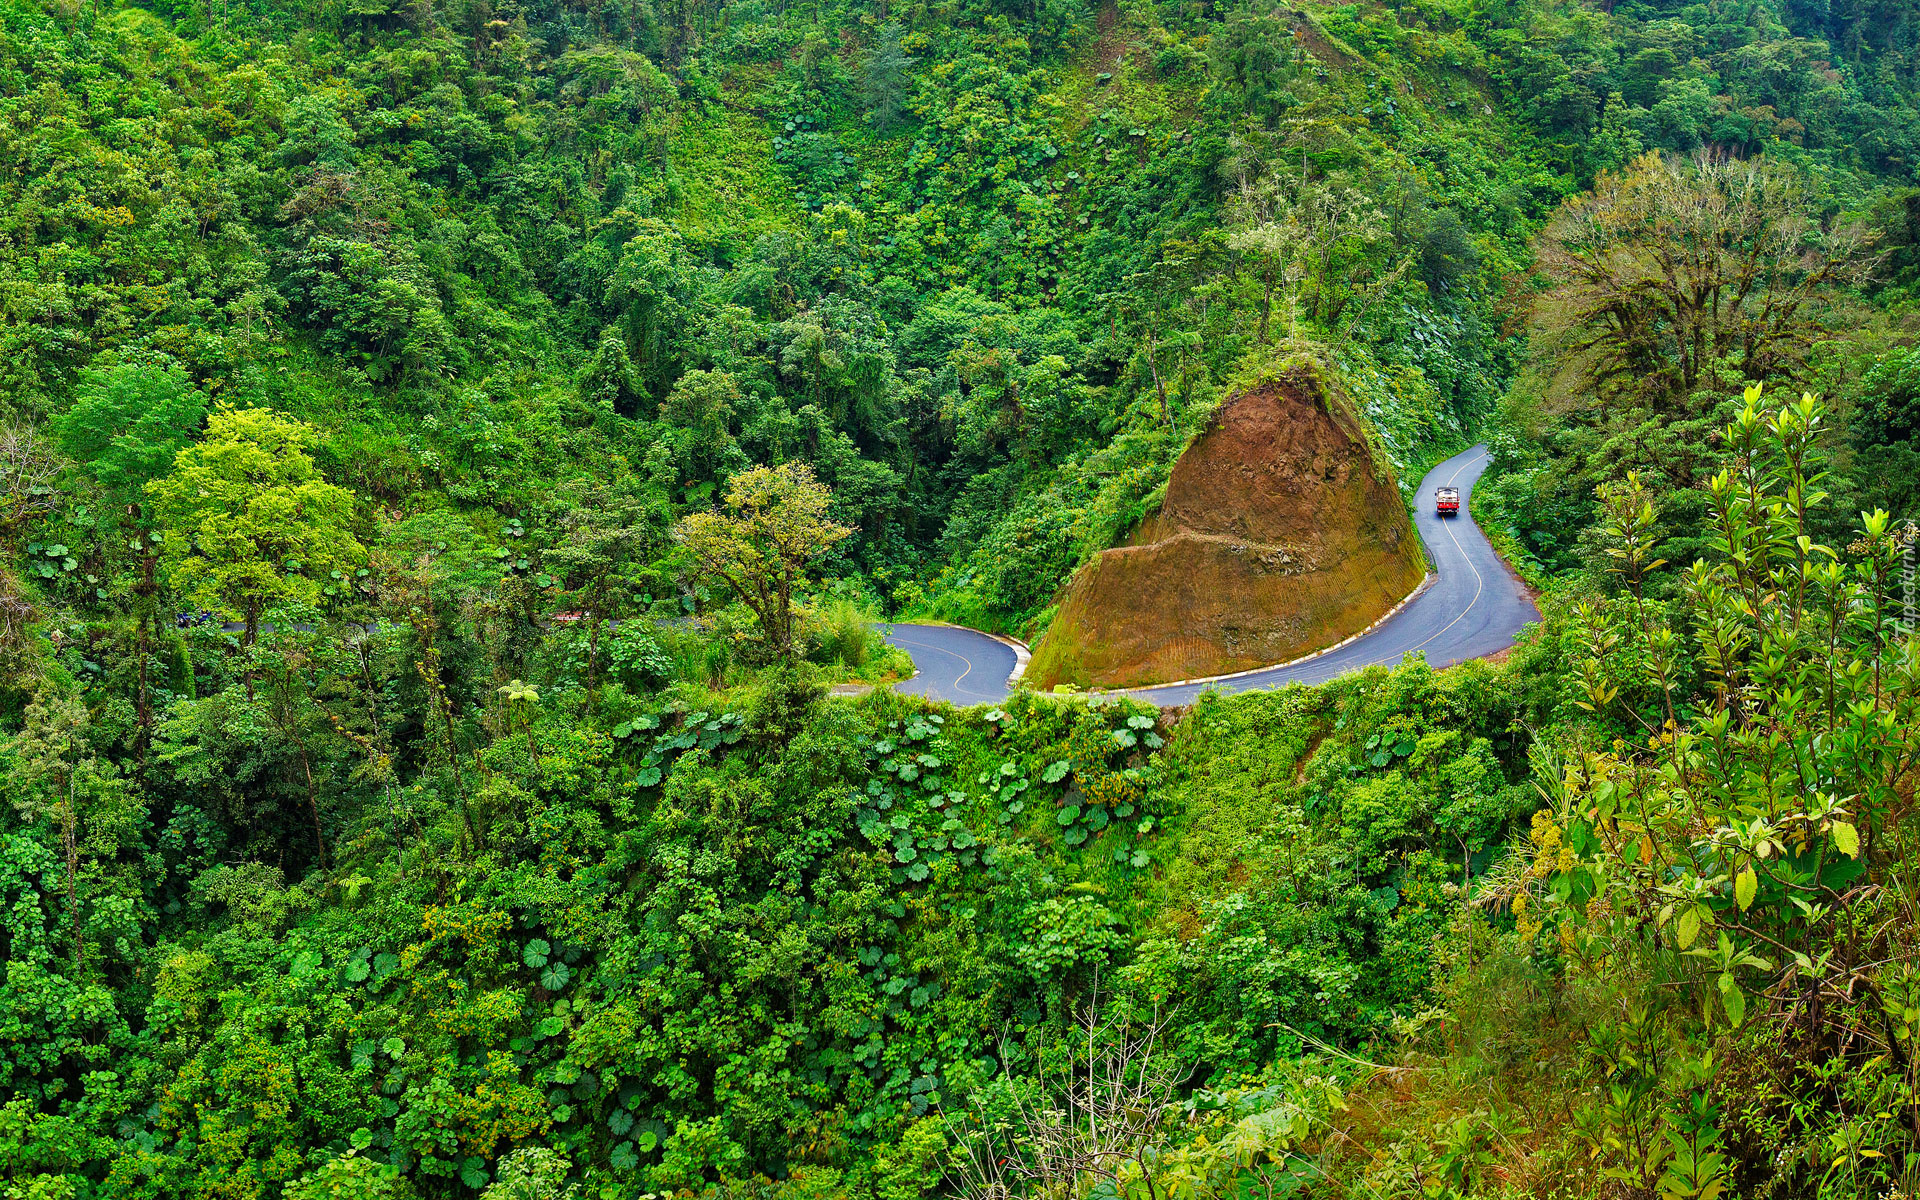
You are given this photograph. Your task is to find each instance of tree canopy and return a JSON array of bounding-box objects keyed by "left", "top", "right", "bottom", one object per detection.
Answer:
[
  {"left": 145, "top": 405, "right": 365, "bottom": 641},
  {"left": 677, "top": 461, "right": 852, "bottom": 660},
  {"left": 3, "top": 0, "right": 1920, "bottom": 1194}
]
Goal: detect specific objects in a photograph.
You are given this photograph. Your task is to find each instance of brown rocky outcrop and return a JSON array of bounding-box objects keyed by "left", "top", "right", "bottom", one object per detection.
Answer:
[{"left": 1027, "top": 369, "right": 1424, "bottom": 688}]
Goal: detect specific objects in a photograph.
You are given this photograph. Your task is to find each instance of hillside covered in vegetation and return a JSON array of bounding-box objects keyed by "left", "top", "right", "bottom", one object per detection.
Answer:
[{"left": 3, "top": 0, "right": 1920, "bottom": 1195}]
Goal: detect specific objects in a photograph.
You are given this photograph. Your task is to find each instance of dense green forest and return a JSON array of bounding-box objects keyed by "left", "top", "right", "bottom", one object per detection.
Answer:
[{"left": 3, "top": 0, "right": 1920, "bottom": 1193}]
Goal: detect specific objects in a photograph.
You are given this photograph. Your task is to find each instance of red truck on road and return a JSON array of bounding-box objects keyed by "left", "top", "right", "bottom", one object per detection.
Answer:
[{"left": 1434, "top": 486, "right": 1460, "bottom": 516}]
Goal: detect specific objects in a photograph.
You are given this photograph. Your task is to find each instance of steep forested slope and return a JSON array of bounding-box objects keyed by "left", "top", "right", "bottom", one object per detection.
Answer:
[
  {"left": 3, "top": 0, "right": 1920, "bottom": 1196},
  {"left": 2, "top": 0, "right": 1547, "bottom": 629}
]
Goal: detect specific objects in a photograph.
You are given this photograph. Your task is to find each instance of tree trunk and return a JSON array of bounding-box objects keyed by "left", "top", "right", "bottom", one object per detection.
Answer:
[
  {"left": 777, "top": 568, "right": 795, "bottom": 660},
  {"left": 135, "top": 611, "right": 151, "bottom": 759},
  {"left": 134, "top": 542, "right": 156, "bottom": 761},
  {"left": 586, "top": 605, "right": 604, "bottom": 693},
  {"left": 300, "top": 738, "right": 326, "bottom": 870},
  {"left": 1145, "top": 328, "right": 1171, "bottom": 426}
]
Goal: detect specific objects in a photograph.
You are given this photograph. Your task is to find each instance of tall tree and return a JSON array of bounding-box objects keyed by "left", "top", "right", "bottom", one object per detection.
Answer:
[
  {"left": 676, "top": 462, "right": 851, "bottom": 661},
  {"left": 539, "top": 480, "right": 663, "bottom": 692},
  {"left": 51, "top": 362, "right": 209, "bottom": 506},
  {"left": 3, "top": 691, "right": 143, "bottom": 974},
  {"left": 52, "top": 362, "right": 212, "bottom": 744},
  {"left": 146, "top": 406, "right": 365, "bottom": 644},
  {"left": 1536, "top": 151, "right": 1874, "bottom": 416},
  {"left": 659, "top": 369, "right": 742, "bottom": 490},
  {"left": 863, "top": 22, "right": 916, "bottom": 130}
]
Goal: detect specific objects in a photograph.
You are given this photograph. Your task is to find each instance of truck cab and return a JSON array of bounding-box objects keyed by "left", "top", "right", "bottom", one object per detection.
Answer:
[{"left": 1434, "top": 486, "right": 1460, "bottom": 516}]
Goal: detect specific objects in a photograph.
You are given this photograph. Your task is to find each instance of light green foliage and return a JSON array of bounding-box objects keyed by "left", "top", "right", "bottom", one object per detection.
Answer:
[
  {"left": 678, "top": 462, "right": 853, "bottom": 660},
  {"left": 286, "top": 1149, "right": 414, "bottom": 1199},
  {"left": 4, "top": 0, "right": 1920, "bottom": 1194},
  {"left": 482, "top": 1148, "right": 573, "bottom": 1200},
  {"left": 1138, "top": 654, "right": 1551, "bottom": 1066},
  {"left": 145, "top": 405, "right": 365, "bottom": 640},
  {"left": 1506, "top": 389, "right": 1920, "bottom": 1195},
  {"left": 1290, "top": 389, "right": 1920, "bottom": 1200},
  {"left": 798, "top": 595, "right": 911, "bottom": 681}
]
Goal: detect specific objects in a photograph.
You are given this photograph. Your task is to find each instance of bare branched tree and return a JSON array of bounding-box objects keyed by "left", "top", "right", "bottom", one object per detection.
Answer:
[
  {"left": 1223, "top": 165, "right": 1413, "bottom": 347},
  {"left": 0, "top": 422, "right": 61, "bottom": 550},
  {"left": 0, "top": 563, "right": 38, "bottom": 676},
  {"left": 0, "top": 423, "right": 59, "bottom": 674},
  {"left": 942, "top": 989, "right": 1188, "bottom": 1200}
]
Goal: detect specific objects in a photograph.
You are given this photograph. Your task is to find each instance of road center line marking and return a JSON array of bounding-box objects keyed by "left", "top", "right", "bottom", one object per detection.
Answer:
[
  {"left": 1444, "top": 451, "right": 1488, "bottom": 486},
  {"left": 885, "top": 447, "right": 1502, "bottom": 700},
  {"left": 884, "top": 633, "right": 977, "bottom": 689},
  {"left": 1406, "top": 452, "right": 1490, "bottom": 658}
]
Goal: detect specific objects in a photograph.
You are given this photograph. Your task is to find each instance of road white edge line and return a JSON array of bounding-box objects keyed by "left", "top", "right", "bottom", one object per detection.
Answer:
[
  {"left": 1403, "top": 454, "right": 1490, "bottom": 658},
  {"left": 1119, "top": 569, "right": 1439, "bottom": 698},
  {"left": 882, "top": 622, "right": 1029, "bottom": 690}
]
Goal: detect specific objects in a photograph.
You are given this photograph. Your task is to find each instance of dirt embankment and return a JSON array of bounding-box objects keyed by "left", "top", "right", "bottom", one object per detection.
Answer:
[{"left": 1027, "top": 373, "right": 1424, "bottom": 689}]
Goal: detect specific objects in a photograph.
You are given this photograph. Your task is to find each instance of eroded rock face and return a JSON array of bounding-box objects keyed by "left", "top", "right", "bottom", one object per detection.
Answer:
[{"left": 1027, "top": 375, "right": 1424, "bottom": 688}]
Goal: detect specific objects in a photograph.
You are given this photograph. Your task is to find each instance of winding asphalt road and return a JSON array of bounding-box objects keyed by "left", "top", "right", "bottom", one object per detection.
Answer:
[
  {"left": 881, "top": 444, "right": 1538, "bottom": 706},
  {"left": 884, "top": 622, "right": 1024, "bottom": 706}
]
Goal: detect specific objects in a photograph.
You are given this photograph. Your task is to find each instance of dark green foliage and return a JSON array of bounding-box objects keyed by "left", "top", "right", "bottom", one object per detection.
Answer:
[{"left": 5, "top": 0, "right": 1920, "bottom": 1194}]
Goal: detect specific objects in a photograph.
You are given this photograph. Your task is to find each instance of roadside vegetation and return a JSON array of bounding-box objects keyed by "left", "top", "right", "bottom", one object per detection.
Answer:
[{"left": 2, "top": 0, "right": 1919, "bottom": 1195}]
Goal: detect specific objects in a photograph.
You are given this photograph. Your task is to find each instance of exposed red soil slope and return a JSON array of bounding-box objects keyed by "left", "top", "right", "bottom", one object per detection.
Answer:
[{"left": 1028, "top": 374, "right": 1423, "bottom": 688}]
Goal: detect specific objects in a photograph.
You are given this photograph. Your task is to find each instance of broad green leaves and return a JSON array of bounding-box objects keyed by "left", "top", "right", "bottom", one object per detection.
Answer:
[
  {"left": 1676, "top": 907, "right": 1702, "bottom": 951},
  {"left": 1831, "top": 821, "right": 1859, "bottom": 859},
  {"left": 1530, "top": 389, "right": 1919, "bottom": 1198},
  {"left": 1718, "top": 973, "right": 1745, "bottom": 1028},
  {"left": 52, "top": 362, "right": 208, "bottom": 504}
]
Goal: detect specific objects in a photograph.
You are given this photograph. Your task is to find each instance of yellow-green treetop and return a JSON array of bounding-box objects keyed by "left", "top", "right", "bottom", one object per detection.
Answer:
[
  {"left": 145, "top": 405, "right": 365, "bottom": 643},
  {"left": 677, "top": 462, "right": 852, "bottom": 661}
]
